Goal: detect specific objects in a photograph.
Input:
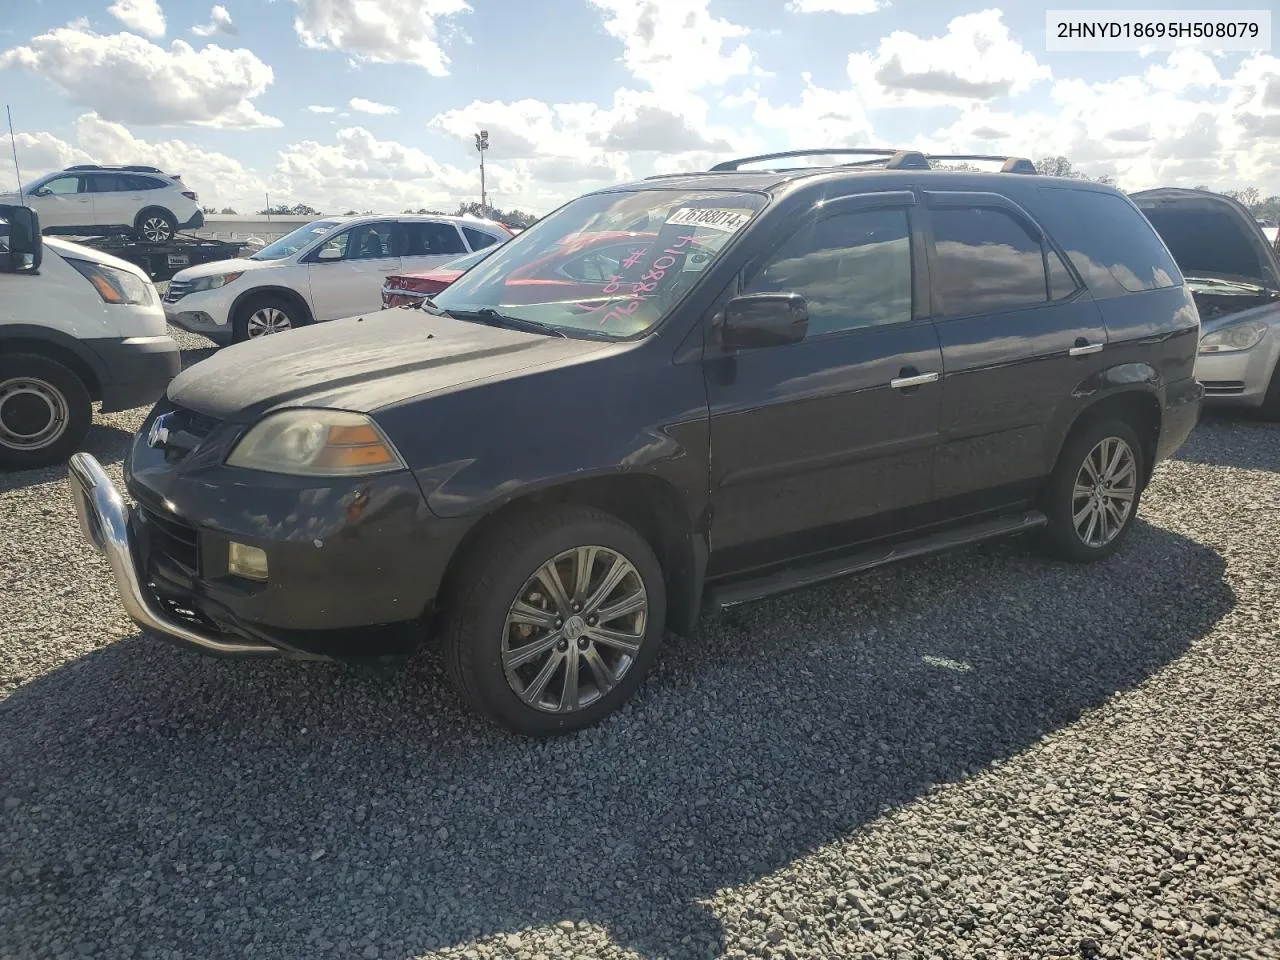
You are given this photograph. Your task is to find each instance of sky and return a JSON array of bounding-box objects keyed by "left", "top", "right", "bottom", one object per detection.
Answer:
[{"left": 1, "top": 0, "right": 1278, "bottom": 215}]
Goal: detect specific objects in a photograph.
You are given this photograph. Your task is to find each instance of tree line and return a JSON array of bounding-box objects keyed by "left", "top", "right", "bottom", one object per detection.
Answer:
[{"left": 204, "top": 201, "right": 537, "bottom": 228}]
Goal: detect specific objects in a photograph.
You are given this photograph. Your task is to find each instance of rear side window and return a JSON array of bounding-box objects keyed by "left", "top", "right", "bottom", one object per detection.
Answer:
[
  {"left": 404, "top": 221, "right": 466, "bottom": 256},
  {"left": 123, "top": 174, "right": 165, "bottom": 190},
  {"left": 746, "top": 207, "right": 913, "bottom": 336},
  {"left": 462, "top": 226, "right": 500, "bottom": 250},
  {"left": 88, "top": 173, "right": 127, "bottom": 193},
  {"left": 930, "top": 207, "right": 1053, "bottom": 316},
  {"left": 1034, "top": 188, "right": 1179, "bottom": 298}
]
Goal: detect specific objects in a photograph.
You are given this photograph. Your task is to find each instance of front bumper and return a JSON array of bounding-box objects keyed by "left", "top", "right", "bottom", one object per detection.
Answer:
[
  {"left": 68, "top": 452, "right": 278, "bottom": 657},
  {"left": 164, "top": 306, "right": 232, "bottom": 344},
  {"left": 84, "top": 335, "right": 182, "bottom": 412},
  {"left": 1194, "top": 336, "right": 1280, "bottom": 408}
]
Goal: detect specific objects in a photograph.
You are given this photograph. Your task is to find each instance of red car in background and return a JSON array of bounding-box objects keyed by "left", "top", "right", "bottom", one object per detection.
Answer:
[{"left": 382, "top": 246, "right": 496, "bottom": 308}]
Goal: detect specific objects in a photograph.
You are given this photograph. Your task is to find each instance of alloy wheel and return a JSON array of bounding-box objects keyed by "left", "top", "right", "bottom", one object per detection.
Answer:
[
  {"left": 1072, "top": 435, "right": 1137, "bottom": 548},
  {"left": 0, "top": 377, "right": 69, "bottom": 451},
  {"left": 502, "top": 545, "right": 649, "bottom": 714},
  {"left": 246, "top": 307, "right": 292, "bottom": 338},
  {"left": 142, "top": 217, "right": 173, "bottom": 242}
]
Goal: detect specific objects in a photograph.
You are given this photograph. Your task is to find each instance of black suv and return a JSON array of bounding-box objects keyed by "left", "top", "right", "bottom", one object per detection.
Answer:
[{"left": 69, "top": 149, "right": 1203, "bottom": 736}]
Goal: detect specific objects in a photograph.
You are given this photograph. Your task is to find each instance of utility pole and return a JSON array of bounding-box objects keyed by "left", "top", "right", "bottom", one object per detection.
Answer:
[{"left": 474, "top": 129, "right": 489, "bottom": 213}]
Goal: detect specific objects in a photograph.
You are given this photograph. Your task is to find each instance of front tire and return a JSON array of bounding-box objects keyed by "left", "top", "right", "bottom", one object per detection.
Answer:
[
  {"left": 441, "top": 505, "right": 667, "bottom": 737},
  {"left": 232, "top": 295, "right": 303, "bottom": 343},
  {"left": 134, "top": 209, "right": 176, "bottom": 243},
  {"left": 1039, "top": 418, "right": 1145, "bottom": 563},
  {"left": 0, "top": 353, "right": 93, "bottom": 470}
]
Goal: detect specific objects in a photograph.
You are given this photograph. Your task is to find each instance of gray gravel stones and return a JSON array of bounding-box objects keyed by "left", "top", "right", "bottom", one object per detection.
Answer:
[{"left": 1, "top": 333, "right": 1278, "bottom": 959}]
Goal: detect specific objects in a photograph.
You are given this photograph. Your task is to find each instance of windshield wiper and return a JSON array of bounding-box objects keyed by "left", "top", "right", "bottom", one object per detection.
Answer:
[
  {"left": 448, "top": 307, "right": 568, "bottom": 338},
  {"left": 1184, "top": 276, "right": 1280, "bottom": 296}
]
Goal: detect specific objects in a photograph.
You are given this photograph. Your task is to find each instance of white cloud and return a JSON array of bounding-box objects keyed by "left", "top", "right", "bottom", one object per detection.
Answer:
[
  {"left": 786, "top": 0, "right": 883, "bottom": 13},
  {"left": 291, "top": 0, "right": 471, "bottom": 76},
  {"left": 192, "top": 5, "right": 236, "bottom": 38},
  {"left": 587, "top": 0, "right": 759, "bottom": 94},
  {"left": 307, "top": 105, "right": 336, "bottom": 114},
  {"left": 847, "top": 9, "right": 1051, "bottom": 106},
  {"left": 0, "top": 26, "right": 278, "bottom": 128},
  {"left": 108, "top": 0, "right": 166, "bottom": 38},
  {"left": 349, "top": 97, "right": 399, "bottom": 115}
]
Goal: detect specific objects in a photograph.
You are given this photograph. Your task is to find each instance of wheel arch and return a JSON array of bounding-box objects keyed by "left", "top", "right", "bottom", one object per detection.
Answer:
[
  {"left": 134, "top": 205, "right": 177, "bottom": 229},
  {"left": 229, "top": 285, "right": 316, "bottom": 329},
  {"left": 435, "top": 472, "right": 707, "bottom": 641},
  {"left": 0, "top": 328, "right": 103, "bottom": 401},
  {"left": 1053, "top": 387, "right": 1162, "bottom": 486}
]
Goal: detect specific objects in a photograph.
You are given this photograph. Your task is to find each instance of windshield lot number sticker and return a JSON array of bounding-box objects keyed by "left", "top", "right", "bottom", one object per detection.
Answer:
[{"left": 666, "top": 207, "right": 753, "bottom": 233}]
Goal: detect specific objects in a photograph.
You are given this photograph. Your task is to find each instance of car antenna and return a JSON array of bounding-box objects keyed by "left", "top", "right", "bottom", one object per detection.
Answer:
[{"left": 5, "top": 105, "right": 26, "bottom": 207}]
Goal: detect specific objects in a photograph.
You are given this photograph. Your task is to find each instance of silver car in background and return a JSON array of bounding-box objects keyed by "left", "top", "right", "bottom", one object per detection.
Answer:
[{"left": 1135, "top": 189, "right": 1280, "bottom": 419}]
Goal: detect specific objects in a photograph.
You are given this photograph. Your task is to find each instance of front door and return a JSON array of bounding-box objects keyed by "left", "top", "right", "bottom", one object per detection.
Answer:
[
  {"left": 704, "top": 195, "right": 944, "bottom": 575},
  {"left": 31, "top": 174, "right": 92, "bottom": 230},
  {"left": 923, "top": 193, "right": 1111, "bottom": 508},
  {"left": 306, "top": 220, "right": 403, "bottom": 321}
]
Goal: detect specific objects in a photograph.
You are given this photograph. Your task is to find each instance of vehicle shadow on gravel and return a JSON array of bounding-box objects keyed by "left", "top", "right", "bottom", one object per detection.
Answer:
[
  {"left": 1178, "top": 411, "right": 1279, "bottom": 473},
  {"left": 0, "top": 521, "right": 1233, "bottom": 959},
  {"left": 0, "top": 423, "right": 133, "bottom": 494}
]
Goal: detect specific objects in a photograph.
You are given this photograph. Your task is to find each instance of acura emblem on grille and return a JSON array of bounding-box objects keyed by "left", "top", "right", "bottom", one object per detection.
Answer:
[{"left": 147, "top": 412, "right": 174, "bottom": 449}]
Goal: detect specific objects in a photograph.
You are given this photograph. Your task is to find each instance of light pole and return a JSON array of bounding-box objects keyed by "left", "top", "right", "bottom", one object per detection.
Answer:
[{"left": 474, "top": 129, "right": 489, "bottom": 213}]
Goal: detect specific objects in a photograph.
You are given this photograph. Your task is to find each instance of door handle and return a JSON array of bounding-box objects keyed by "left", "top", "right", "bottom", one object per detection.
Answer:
[
  {"left": 1069, "top": 339, "right": 1104, "bottom": 357},
  {"left": 890, "top": 371, "right": 940, "bottom": 390}
]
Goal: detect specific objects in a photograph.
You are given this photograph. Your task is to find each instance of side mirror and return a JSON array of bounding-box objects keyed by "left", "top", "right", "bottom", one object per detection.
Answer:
[
  {"left": 32, "top": 188, "right": 51, "bottom": 198},
  {"left": 722, "top": 292, "right": 808, "bottom": 349},
  {"left": 0, "top": 204, "right": 42, "bottom": 273},
  {"left": 315, "top": 245, "right": 342, "bottom": 261}
]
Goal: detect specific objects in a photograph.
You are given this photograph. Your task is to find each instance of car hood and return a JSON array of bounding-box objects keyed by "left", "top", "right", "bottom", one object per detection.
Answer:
[
  {"left": 172, "top": 256, "right": 284, "bottom": 281},
  {"left": 165, "top": 309, "right": 611, "bottom": 423},
  {"left": 1132, "top": 188, "right": 1280, "bottom": 293}
]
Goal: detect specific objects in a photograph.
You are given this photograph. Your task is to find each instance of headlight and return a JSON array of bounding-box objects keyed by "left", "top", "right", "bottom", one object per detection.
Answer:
[
  {"left": 1200, "top": 320, "right": 1267, "bottom": 354},
  {"left": 66, "top": 258, "right": 153, "bottom": 305},
  {"left": 226, "top": 409, "right": 406, "bottom": 476},
  {"left": 187, "top": 271, "right": 244, "bottom": 292}
]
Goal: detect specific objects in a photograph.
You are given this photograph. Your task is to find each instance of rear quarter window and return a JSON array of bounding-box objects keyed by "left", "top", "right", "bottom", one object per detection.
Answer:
[{"left": 1033, "top": 187, "right": 1181, "bottom": 299}]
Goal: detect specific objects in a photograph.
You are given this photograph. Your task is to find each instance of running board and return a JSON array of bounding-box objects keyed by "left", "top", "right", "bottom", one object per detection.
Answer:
[{"left": 706, "top": 510, "right": 1047, "bottom": 610}]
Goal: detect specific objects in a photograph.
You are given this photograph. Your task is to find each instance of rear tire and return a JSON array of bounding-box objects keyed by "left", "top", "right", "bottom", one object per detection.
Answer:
[
  {"left": 1039, "top": 418, "right": 1145, "bottom": 563},
  {"left": 440, "top": 505, "right": 667, "bottom": 737},
  {"left": 134, "top": 208, "right": 176, "bottom": 244},
  {"left": 0, "top": 353, "right": 93, "bottom": 470},
  {"left": 232, "top": 294, "right": 304, "bottom": 343}
]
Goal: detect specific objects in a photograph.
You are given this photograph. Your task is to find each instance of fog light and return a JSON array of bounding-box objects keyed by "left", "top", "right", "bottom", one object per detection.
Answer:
[{"left": 228, "top": 541, "right": 269, "bottom": 581}]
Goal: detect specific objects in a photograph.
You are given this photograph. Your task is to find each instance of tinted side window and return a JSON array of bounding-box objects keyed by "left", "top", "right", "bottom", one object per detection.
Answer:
[
  {"left": 41, "top": 176, "right": 83, "bottom": 195},
  {"left": 462, "top": 226, "right": 500, "bottom": 251},
  {"left": 1034, "top": 188, "right": 1179, "bottom": 298},
  {"left": 931, "top": 207, "right": 1047, "bottom": 317},
  {"left": 345, "top": 222, "right": 397, "bottom": 260},
  {"left": 1048, "top": 248, "right": 1078, "bottom": 300},
  {"left": 88, "top": 173, "right": 127, "bottom": 193},
  {"left": 745, "top": 208, "right": 913, "bottom": 336},
  {"left": 404, "top": 222, "right": 466, "bottom": 256},
  {"left": 123, "top": 174, "right": 164, "bottom": 190}
]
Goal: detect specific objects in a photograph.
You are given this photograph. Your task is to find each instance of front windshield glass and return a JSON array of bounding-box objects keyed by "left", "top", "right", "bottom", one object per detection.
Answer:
[
  {"left": 431, "top": 189, "right": 765, "bottom": 337},
  {"left": 250, "top": 220, "right": 340, "bottom": 261}
]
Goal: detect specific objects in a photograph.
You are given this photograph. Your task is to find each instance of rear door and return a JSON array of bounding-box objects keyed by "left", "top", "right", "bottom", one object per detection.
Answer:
[
  {"left": 398, "top": 220, "right": 468, "bottom": 276},
  {"left": 924, "top": 192, "right": 1108, "bottom": 509},
  {"left": 305, "top": 220, "right": 402, "bottom": 321},
  {"left": 85, "top": 172, "right": 134, "bottom": 229},
  {"left": 31, "top": 174, "right": 92, "bottom": 229},
  {"left": 705, "top": 192, "right": 945, "bottom": 573}
]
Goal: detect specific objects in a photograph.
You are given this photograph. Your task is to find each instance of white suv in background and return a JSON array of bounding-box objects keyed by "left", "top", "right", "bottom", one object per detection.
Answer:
[
  {"left": 162, "top": 214, "right": 512, "bottom": 344},
  {"left": 0, "top": 165, "right": 203, "bottom": 243}
]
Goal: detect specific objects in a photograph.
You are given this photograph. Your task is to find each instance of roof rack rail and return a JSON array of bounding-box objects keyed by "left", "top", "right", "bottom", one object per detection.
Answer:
[
  {"left": 65, "top": 163, "right": 167, "bottom": 174},
  {"left": 708, "top": 149, "right": 1038, "bottom": 175},
  {"left": 924, "top": 154, "right": 1038, "bottom": 174}
]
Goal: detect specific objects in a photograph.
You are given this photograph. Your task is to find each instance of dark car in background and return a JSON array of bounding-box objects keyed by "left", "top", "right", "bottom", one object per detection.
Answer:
[{"left": 70, "top": 148, "right": 1202, "bottom": 736}]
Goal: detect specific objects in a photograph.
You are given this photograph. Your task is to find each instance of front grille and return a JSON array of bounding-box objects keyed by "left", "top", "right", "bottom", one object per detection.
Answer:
[
  {"left": 1202, "top": 380, "right": 1246, "bottom": 396},
  {"left": 164, "top": 279, "right": 195, "bottom": 302},
  {"left": 138, "top": 505, "right": 199, "bottom": 592}
]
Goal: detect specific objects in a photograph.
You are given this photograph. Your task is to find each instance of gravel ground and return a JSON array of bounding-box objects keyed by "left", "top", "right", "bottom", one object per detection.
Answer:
[{"left": 1, "top": 329, "right": 1277, "bottom": 959}]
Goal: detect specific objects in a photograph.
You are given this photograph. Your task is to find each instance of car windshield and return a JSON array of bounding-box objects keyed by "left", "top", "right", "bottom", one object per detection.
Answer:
[
  {"left": 250, "top": 220, "right": 341, "bottom": 261},
  {"left": 443, "top": 246, "right": 496, "bottom": 271},
  {"left": 430, "top": 189, "right": 765, "bottom": 337}
]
